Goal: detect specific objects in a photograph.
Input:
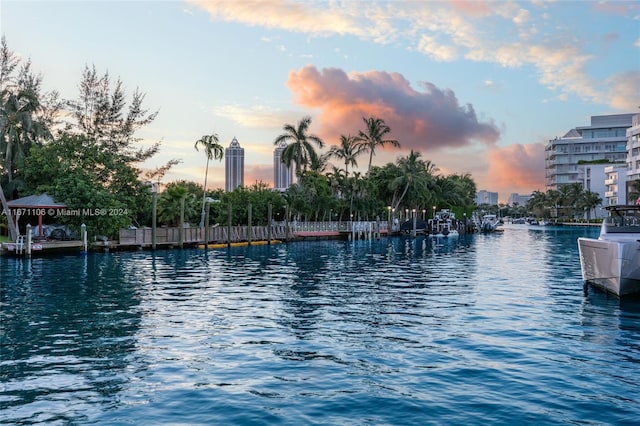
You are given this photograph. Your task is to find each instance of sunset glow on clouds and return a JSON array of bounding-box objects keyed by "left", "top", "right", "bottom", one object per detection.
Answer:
[
  {"left": 287, "top": 65, "right": 500, "bottom": 152},
  {"left": 487, "top": 143, "right": 547, "bottom": 196},
  {"left": 3, "top": 0, "right": 639, "bottom": 202}
]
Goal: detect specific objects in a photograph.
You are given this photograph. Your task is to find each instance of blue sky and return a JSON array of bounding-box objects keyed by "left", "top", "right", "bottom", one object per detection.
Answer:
[{"left": 2, "top": 0, "right": 639, "bottom": 202}]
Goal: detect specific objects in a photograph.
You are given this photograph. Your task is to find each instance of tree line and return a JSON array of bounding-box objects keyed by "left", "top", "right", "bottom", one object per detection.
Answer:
[
  {"left": 527, "top": 184, "right": 612, "bottom": 222},
  {"left": 0, "top": 37, "right": 479, "bottom": 240}
]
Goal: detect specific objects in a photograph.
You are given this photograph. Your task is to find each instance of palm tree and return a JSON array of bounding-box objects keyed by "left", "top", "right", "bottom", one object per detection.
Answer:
[
  {"left": 448, "top": 173, "right": 477, "bottom": 210},
  {"left": 328, "top": 134, "right": 364, "bottom": 177},
  {"left": 0, "top": 88, "right": 48, "bottom": 184},
  {"left": 546, "top": 189, "right": 562, "bottom": 219},
  {"left": 274, "top": 116, "right": 324, "bottom": 182},
  {"left": 580, "top": 190, "right": 602, "bottom": 221},
  {"left": 390, "top": 150, "right": 433, "bottom": 213},
  {"left": 356, "top": 116, "right": 400, "bottom": 173},
  {"left": 310, "top": 151, "right": 331, "bottom": 174},
  {"left": 435, "top": 175, "right": 466, "bottom": 208},
  {"left": 326, "top": 166, "right": 347, "bottom": 200},
  {"left": 526, "top": 190, "right": 547, "bottom": 214},
  {"left": 345, "top": 171, "right": 369, "bottom": 219},
  {"left": 559, "top": 183, "right": 583, "bottom": 219},
  {"left": 194, "top": 133, "right": 223, "bottom": 227},
  {"left": 0, "top": 88, "right": 48, "bottom": 241}
]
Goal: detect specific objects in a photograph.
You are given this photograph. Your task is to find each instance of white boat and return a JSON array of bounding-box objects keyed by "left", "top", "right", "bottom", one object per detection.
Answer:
[
  {"left": 479, "top": 214, "right": 501, "bottom": 232},
  {"left": 577, "top": 205, "right": 640, "bottom": 297},
  {"left": 428, "top": 209, "right": 459, "bottom": 238}
]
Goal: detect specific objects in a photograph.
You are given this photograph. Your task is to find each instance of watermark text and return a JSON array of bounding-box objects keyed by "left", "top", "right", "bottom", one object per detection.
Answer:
[{"left": 2, "top": 208, "right": 129, "bottom": 217}]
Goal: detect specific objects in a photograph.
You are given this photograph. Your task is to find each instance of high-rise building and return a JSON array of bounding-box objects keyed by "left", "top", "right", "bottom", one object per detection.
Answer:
[
  {"left": 545, "top": 113, "right": 634, "bottom": 217},
  {"left": 545, "top": 114, "right": 633, "bottom": 190},
  {"left": 273, "top": 142, "right": 293, "bottom": 191},
  {"left": 507, "top": 193, "right": 532, "bottom": 206},
  {"left": 475, "top": 190, "right": 498, "bottom": 205},
  {"left": 225, "top": 137, "right": 244, "bottom": 192}
]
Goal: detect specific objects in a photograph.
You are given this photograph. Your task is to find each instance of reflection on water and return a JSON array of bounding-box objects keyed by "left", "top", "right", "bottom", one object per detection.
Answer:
[
  {"left": 1, "top": 225, "right": 639, "bottom": 425},
  {"left": 1, "top": 254, "right": 143, "bottom": 423}
]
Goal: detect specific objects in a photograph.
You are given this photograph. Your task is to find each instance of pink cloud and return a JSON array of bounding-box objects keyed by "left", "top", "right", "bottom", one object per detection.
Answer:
[
  {"left": 487, "top": 143, "right": 546, "bottom": 196},
  {"left": 244, "top": 164, "right": 274, "bottom": 188},
  {"left": 286, "top": 66, "right": 500, "bottom": 152}
]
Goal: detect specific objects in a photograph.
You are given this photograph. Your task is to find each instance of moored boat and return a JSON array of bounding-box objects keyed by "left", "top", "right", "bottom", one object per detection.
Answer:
[
  {"left": 577, "top": 205, "right": 640, "bottom": 297},
  {"left": 428, "top": 209, "right": 459, "bottom": 238},
  {"left": 479, "top": 214, "right": 501, "bottom": 232}
]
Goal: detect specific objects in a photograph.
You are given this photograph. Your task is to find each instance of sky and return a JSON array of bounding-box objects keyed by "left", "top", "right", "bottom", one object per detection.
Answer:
[{"left": 1, "top": 0, "right": 639, "bottom": 203}]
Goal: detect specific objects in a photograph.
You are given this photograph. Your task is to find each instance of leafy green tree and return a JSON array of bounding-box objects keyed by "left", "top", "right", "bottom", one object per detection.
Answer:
[
  {"left": 356, "top": 116, "right": 400, "bottom": 173},
  {"left": 34, "top": 65, "right": 163, "bottom": 236},
  {"left": 274, "top": 116, "right": 324, "bottom": 182},
  {"left": 368, "top": 163, "right": 401, "bottom": 210},
  {"left": 68, "top": 64, "right": 159, "bottom": 161},
  {"left": 157, "top": 181, "right": 201, "bottom": 226},
  {"left": 194, "top": 133, "right": 223, "bottom": 227},
  {"left": 350, "top": 173, "right": 383, "bottom": 220},
  {"left": 24, "top": 134, "right": 137, "bottom": 237},
  {"left": 0, "top": 39, "right": 169, "bottom": 241},
  {"left": 282, "top": 183, "right": 309, "bottom": 222},
  {"left": 217, "top": 182, "right": 285, "bottom": 226},
  {"left": 303, "top": 171, "right": 334, "bottom": 220},
  {"left": 282, "top": 172, "right": 333, "bottom": 222},
  {"left": 447, "top": 173, "right": 477, "bottom": 216}
]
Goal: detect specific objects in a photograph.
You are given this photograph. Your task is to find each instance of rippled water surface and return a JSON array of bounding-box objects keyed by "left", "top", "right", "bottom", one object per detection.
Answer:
[{"left": 1, "top": 225, "right": 639, "bottom": 425}]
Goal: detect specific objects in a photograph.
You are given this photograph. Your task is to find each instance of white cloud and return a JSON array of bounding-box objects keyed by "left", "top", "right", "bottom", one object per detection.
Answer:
[
  {"left": 416, "top": 35, "right": 457, "bottom": 62},
  {"left": 185, "top": 0, "right": 381, "bottom": 39},
  {"left": 607, "top": 71, "right": 640, "bottom": 111},
  {"left": 186, "top": 0, "right": 635, "bottom": 111},
  {"left": 513, "top": 8, "right": 531, "bottom": 25},
  {"left": 212, "top": 104, "right": 300, "bottom": 129}
]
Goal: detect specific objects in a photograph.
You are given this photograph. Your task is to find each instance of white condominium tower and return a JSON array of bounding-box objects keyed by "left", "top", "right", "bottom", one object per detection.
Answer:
[
  {"left": 225, "top": 137, "right": 244, "bottom": 192},
  {"left": 545, "top": 113, "right": 634, "bottom": 190}
]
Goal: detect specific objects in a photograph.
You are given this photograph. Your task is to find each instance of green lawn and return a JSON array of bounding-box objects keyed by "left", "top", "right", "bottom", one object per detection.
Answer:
[{"left": 0, "top": 235, "right": 9, "bottom": 243}]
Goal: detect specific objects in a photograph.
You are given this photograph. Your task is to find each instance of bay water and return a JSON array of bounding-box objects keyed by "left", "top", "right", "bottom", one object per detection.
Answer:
[{"left": 1, "top": 225, "right": 639, "bottom": 425}]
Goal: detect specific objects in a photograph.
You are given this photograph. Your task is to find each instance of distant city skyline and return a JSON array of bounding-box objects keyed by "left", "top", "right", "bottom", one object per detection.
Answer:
[{"left": 2, "top": 0, "right": 638, "bottom": 203}]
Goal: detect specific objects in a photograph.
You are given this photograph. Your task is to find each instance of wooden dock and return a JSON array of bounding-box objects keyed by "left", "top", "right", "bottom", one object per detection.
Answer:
[
  {"left": 1, "top": 221, "right": 390, "bottom": 256},
  {"left": 1, "top": 239, "right": 85, "bottom": 256}
]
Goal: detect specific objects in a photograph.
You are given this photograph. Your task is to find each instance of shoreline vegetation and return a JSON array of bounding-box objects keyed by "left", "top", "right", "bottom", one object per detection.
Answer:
[
  {"left": 0, "top": 219, "right": 601, "bottom": 258},
  {"left": 1, "top": 38, "right": 630, "bottom": 247}
]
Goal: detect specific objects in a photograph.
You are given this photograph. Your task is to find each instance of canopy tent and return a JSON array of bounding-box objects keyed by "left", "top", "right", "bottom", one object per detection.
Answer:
[{"left": 7, "top": 194, "right": 67, "bottom": 237}]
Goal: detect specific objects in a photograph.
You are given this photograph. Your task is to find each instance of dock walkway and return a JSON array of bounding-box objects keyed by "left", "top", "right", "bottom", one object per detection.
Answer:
[{"left": 1, "top": 221, "right": 390, "bottom": 256}]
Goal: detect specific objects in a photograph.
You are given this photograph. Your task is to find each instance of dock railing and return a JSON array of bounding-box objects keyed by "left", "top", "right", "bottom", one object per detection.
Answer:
[
  {"left": 117, "top": 220, "right": 388, "bottom": 248},
  {"left": 118, "top": 224, "right": 292, "bottom": 247}
]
